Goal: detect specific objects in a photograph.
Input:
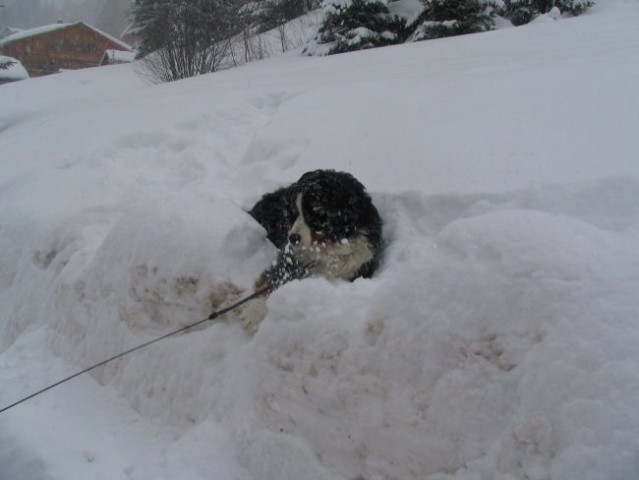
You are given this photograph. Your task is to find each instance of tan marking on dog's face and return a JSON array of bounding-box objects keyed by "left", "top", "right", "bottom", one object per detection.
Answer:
[{"left": 311, "top": 230, "right": 328, "bottom": 244}]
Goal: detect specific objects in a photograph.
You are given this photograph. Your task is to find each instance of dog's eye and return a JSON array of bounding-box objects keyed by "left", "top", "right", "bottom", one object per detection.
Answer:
[
  {"left": 311, "top": 220, "right": 330, "bottom": 233},
  {"left": 308, "top": 212, "right": 329, "bottom": 230},
  {"left": 311, "top": 206, "right": 327, "bottom": 217}
]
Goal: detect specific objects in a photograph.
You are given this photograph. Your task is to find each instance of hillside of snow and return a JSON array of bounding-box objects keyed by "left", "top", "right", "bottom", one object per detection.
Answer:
[{"left": 1, "top": 2, "right": 639, "bottom": 479}]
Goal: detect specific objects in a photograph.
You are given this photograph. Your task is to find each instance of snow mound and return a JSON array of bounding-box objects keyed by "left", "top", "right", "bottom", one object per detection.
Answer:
[{"left": 2, "top": 2, "right": 639, "bottom": 479}]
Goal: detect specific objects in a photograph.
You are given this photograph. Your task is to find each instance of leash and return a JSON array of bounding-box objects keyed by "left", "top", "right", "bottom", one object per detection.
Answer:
[
  {"left": 0, "top": 245, "right": 314, "bottom": 415},
  {"left": 0, "top": 285, "right": 270, "bottom": 415},
  {"left": 1, "top": 248, "right": 313, "bottom": 415}
]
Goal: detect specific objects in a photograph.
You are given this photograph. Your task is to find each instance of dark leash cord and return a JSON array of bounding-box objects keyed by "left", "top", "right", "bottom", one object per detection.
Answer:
[
  {"left": 0, "top": 248, "right": 313, "bottom": 415},
  {"left": 0, "top": 285, "right": 270, "bottom": 415}
]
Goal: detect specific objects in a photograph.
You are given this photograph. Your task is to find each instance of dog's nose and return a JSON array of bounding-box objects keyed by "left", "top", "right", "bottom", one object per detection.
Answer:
[{"left": 288, "top": 233, "right": 301, "bottom": 245}]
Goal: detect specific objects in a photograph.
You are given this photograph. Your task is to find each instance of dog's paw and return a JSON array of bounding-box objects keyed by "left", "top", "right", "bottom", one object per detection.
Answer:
[{"left": 239, "top": 297, "right": 268, "bottom": 334}]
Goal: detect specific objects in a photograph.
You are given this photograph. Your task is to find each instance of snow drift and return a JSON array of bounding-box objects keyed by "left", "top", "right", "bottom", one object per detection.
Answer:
[{"left": 1, "top": 1, "right": 639, "bottom": 479}]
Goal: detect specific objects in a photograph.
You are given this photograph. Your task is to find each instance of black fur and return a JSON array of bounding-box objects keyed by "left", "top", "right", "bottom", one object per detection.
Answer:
[{"left": 249, "top": 169, "right": 383, "bottom": 281}]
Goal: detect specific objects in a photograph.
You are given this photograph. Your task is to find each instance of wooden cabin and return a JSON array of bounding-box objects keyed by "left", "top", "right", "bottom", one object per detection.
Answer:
[{"left": 0, "top": 22, "right": 132, "bottom": 77}]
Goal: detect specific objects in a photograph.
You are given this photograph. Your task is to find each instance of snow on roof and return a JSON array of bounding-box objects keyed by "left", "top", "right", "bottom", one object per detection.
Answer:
[
  {"left": 0, "top": 22, "right": 132, "bottom": 51},
  {"left": 0, "top": 22, "right": 72, "bottom": 46},
  {"left": 102, "top": 49, "right": 137, "bottom": 64},
  {"left": 0, "top": 26, "right": 24, "bottom": 40},
  {"left": 0, "top": 55, "right": 29, "bottom": 81}
]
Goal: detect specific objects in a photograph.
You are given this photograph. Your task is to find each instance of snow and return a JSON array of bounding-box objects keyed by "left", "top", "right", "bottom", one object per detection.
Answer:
[
  {"left": 2, "top": 1, "right": 639, "bottom": 479},
  {"left": 102, "top": 49, "right": 137, "bottom": 65},
  {"left": 389, "top": 0, "right": 424, "bottom": 24},
  {"left": 0, "top": 22, "right": 73, "bottom": 46},
  {"left": 0, "top": 55, "right": 29, "bottom": 81},
  {"left": 0, "top": 21, "right": 132, "bottom": 51}
]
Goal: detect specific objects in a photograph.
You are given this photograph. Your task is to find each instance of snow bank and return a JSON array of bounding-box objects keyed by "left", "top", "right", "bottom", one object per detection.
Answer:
[
  {"left": 1, "top": 1, "right": 639, "bottom": 479},
  {"left": 0, "top": 55, "right": 29, "bottom": 82},
  {"left": 242, "top": 180, "right": 639, "bottom": 479}
]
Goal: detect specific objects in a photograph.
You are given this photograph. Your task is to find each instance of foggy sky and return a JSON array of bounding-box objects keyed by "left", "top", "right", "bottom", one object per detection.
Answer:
[{"left": 0, "top": 0, "right": 133, "bottom": 37}]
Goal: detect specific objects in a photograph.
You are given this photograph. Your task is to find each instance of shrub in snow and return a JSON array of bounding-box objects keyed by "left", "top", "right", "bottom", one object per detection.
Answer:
[
  {"left": 132, "top": 0, "right": 240, "bottom": 82},
  {"left": 0, "top": 55, "right": 29, "bottom": 84},
  {"left": 412, "top": 0, "right": 495, "bottom": 41},
  {"left": 497, "top": 0, "right": 594, "bottom": 26},
  {"left": 305, "top": 0, "right": 407, "bottom": 55},
  {"left": 0, "top": 57, "right": 16, "bottom": 70}
]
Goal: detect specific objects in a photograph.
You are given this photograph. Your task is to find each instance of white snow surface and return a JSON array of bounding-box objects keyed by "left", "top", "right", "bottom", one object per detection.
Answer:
[
  {"left": 2, "top": 2, "right": 639, "bottom": 479},
  {"left": 0, "top": 56, "right": 29, "bottom": 81}
]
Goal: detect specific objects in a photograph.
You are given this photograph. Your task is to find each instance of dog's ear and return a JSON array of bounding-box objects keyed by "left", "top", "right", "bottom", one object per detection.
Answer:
[{"left": 250, "top": 187, "right": 298, "bottom": 249}]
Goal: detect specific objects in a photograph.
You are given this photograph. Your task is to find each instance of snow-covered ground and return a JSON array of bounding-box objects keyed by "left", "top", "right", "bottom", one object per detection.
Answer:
[{"left": 2, "top": 1, "right": 639, "bottom": 479}]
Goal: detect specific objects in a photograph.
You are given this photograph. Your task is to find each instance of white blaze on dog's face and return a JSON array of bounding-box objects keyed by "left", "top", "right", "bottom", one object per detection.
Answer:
[{"left": 289, "top": 193, "right": 314, "bottom": 247}]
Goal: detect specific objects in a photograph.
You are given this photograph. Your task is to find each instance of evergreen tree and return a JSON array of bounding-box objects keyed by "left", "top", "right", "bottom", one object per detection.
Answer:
[
  {"left": 308, "top": 0, "right": 407, "bottom": 55},
  {"left": 498, "top": 0, "right": 594, "bottom": 26},
  {"left": 555, "top": 0, "right": 594, "bottom": 16},
  {"left": 413, "top": 0, "right": 495, "bottom": 41},
  {"left": 244, "top": 0, "right": 317, "bottom": 33},
  {"left": 132, "top": 0, "right": 173, "bottom": 58}
]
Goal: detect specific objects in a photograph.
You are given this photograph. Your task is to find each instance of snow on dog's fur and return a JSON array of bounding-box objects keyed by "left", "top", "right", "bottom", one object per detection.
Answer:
[{"left": 239, "top": 170, "right": 383, "bottom": 333}]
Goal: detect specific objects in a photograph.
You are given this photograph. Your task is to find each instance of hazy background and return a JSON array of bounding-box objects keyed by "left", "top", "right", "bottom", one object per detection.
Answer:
[{"left": 0, "top": 0, "right": 133, "bottom": 38}]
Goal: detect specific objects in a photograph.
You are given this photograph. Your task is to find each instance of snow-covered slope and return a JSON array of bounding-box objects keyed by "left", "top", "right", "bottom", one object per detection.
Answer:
[{"left": 1, "top": 2, "right": 639, "bottom": 479}]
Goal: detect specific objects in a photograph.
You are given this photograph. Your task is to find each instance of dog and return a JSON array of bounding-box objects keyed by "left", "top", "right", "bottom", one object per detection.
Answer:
[{"left": 239, "top": 169, "right": 383, "bottom": 333}]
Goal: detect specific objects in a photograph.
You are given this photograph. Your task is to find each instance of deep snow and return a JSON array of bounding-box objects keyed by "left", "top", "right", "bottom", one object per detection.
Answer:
[{"left": 1, "top": 1, "right": 639, "bottom": 479}]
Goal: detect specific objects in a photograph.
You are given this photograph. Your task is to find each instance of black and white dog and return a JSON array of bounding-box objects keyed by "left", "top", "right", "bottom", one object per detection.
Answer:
[{"left": 240, "top": 169, "right": 383, "bottom": 332}]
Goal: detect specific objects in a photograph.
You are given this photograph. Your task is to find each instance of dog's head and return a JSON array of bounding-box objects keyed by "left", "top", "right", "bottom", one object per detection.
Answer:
[{"left": 287, "top": 170, "right": 374, "bottom": 248}]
